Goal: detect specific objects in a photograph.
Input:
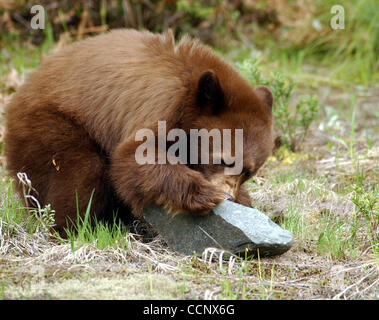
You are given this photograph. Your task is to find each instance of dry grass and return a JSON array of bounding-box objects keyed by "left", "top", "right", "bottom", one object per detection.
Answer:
[
  {"left": 0, "top": 54, "right": 378, "bottom": 300},
  {"left": 1, "top": 219, "right": 377, "bottom": 299}
]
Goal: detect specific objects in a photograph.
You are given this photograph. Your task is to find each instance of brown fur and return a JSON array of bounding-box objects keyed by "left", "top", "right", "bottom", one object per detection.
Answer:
[{"left": 4, "top": 29, "right": 273, "bottom": 234}]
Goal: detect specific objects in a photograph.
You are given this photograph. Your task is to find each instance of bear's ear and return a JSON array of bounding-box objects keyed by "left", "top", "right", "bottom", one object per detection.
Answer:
[
  {"left": 196, "top": 70, "right": 225, "bottom": 114},
  {"left": 255, "top": 85, "right": 273, "bottom": 110}
]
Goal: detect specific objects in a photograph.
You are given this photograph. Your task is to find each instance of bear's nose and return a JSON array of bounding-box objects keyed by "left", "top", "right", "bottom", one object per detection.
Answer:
[{"left": 225, "top": 192, "right": 235, "bottom": 201}]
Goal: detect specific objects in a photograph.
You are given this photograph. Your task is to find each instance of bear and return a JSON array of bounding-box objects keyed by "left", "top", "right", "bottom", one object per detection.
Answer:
[{"left": 4, "top": 29, "right": 274, "bottom": 236}]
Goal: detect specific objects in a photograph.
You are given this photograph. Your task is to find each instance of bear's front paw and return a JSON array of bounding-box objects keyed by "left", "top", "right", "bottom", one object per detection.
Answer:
[
  {"left": 182, "top": 186, "right": 226, "bottom": 215},
  {"left": 162, "top": 177, "right": 226, "bottom": 215}
]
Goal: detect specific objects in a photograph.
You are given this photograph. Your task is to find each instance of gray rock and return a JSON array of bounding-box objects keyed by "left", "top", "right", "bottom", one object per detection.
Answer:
[{"left": 143, "top": 200, "right": 293, "bottom": 257}]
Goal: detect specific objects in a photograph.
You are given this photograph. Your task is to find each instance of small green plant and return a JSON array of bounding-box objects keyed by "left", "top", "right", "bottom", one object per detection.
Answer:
[
  {"left": 176, "top": 0, "right": 215, "bottom": 20},
  {"left": 316, "top": 214, "right": 359, "bottom": 259},
  {"left": 351, "top": 185, "right": 379, "bottom": 255},
  {"left": 237, "top": 59, "right": 320, "bottom": 152},
  {"left": 31, "top": 204, "right": 56, "bottom": 233},
  {"left": 65, "top": 192, "right": 129, "bottom": 251},
  {"left": 1, "top": 181, "right": 55, "bottom": 235}
]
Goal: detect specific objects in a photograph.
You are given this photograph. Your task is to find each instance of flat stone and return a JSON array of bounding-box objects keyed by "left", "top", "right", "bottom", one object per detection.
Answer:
[{"left": 143, "top": 200, "right": 293, "bottom": 257}]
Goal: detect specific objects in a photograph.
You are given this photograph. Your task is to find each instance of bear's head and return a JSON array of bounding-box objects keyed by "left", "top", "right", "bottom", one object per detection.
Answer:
[{"left": 180, "top": 69, "right": 274, "bottom": 201}]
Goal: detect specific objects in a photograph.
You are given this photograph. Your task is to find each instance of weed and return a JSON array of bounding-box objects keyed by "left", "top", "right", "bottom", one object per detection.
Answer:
[
  {"left": 349, "top": 94, "right": 357, "bottom": 159},
  {"left": 237, "top": 59, "right": 320, "bottom": 152},
  {"left": 278, "top": 206, "right": 306, "bottom": 240},
  {"left": 148, "top": 265, "right": 154, "bottom": 296},
  {"left": 351, "top": 185, "right": 379, "bottom": 255},
  {"left": 219, "top": 277, "right": 238, "bottom": 300},
  {"left": 316, "top": 213, "right": 359, "bottom": 259},
  {"left": 1, "top": 181, "right": 54, "bottom": 235}
]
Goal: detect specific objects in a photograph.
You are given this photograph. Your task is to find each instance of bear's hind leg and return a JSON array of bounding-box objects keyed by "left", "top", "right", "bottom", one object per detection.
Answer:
[
  {"left": 44, "top": 146, "right": 110, "bottom": 236},
  {"left": 6, "top": 109, "right": 112, "bottom": 236}
]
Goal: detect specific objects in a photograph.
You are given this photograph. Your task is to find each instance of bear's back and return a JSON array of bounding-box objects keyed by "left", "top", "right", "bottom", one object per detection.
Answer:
[{"left": 6, "top": 29, "right": 249, "bottom": 152}]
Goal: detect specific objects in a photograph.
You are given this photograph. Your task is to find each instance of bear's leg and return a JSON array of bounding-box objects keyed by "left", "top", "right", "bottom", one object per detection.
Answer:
[
  {"left": 110, "top": 138, "right": 227, "bottom": 215},
  {"left": 6, "top": 109, "right": 111, "bottom": 236},
  {"left": 44, "top": 148, "right": 110, "bottom": 236},
  {"left": 234, "top": 186, "right": 253, "bottom": 207}
]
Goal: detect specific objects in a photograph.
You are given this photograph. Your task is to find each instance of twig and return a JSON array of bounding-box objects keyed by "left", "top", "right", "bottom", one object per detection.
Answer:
[
  {"left": 332, "top": 270, "right": 375, "bottom": 300},
  {"left": 348, "top": 278, "right": 379, "bottom": 299}
]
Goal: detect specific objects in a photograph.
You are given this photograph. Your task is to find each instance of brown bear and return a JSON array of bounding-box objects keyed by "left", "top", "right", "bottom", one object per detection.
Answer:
[{"left": 4, "top": 29, "right": 273, "bottom": 235}]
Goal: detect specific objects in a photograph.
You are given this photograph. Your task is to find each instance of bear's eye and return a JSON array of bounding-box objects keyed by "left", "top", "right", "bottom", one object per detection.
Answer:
[{"left": 243, "top": 170, "right": 253, "bottom": 180}]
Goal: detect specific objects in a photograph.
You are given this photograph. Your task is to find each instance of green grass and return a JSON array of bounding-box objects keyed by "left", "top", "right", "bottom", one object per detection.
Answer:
[
  {"left": 279, "top": 207, "right": 307, "bottom": 241},
  {"left": 0, "top": 19, "right": 54, "bottom": 77},
  {"left": 349, "top": 94, "right": 357, "bottom": 159},
  {"left": 0, "top": 182, "right": 130, "bottom": 253},
  {"left": 1, "top": 181, "right": 43, "bottom": 235},
  {"left": 316, "top": 213, "right": 360, "bottom": 259},
  {"left": 64, "top": 192, "right": 130, "bottom": 251},
  {"left": 351, "top": 184, "right": 379, "bottom": 255},
  {"left": 227, "top": 0, "right": 379, "bottom": 86},
  {"left": 0, "top": 36, "right": 41, "bottom": 75},
  {"left": 66, "top": 215, "right": 130, "bottom": 251},
  {"left": 250, "top": 162, "right": 378, "bottom": 261}
]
